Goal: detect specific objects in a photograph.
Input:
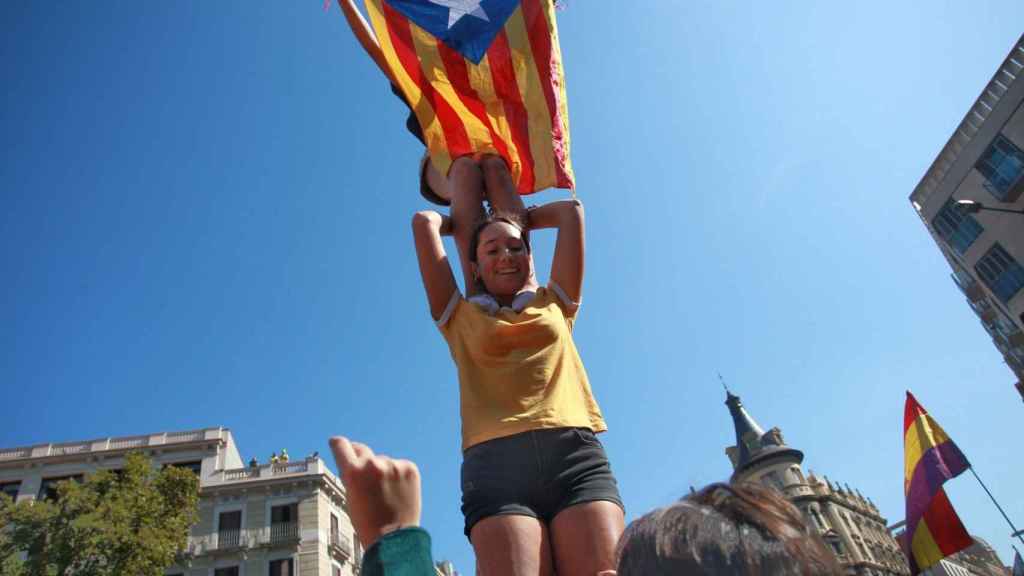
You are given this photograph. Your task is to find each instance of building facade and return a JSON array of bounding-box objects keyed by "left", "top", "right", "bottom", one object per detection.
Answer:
[
  {"left": 0, "top": 427, "right": 359, "bottom": 576},
  {"left": 909, "top": 34, "right": 1024, "bottom": 401},
  {"left": 724, "top": 391, "right": 911, "bottom": 576},
  {"left": 888, "top": 531, "right": 1011, "bottom": 576},
  {"left": 923, "top": 538, "right": 1010, "bottom": 576}
]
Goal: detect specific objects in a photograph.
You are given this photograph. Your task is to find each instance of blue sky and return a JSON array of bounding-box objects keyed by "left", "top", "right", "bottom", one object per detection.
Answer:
[{"left": 3, "top": 1, "right": 1023, "bottom": 570}]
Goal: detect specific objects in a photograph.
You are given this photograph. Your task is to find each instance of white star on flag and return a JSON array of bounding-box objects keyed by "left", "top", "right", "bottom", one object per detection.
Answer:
[{"left": 426, "top": 0, "right": 490, "bottom": 30}]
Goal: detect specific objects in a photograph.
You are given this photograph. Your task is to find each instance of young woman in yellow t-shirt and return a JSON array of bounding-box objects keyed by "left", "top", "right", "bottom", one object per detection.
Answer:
[{"left": 412, "top": 179, "right": 624, "bottom": 576}]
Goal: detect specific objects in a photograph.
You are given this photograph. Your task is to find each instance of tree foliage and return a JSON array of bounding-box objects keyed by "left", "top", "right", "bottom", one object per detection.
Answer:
[{"left": 0, "top": 452, "right": 199, "bottom": 576}]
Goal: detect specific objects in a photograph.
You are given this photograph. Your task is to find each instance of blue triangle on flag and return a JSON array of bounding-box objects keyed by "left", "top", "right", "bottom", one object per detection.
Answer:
[{"left": 384, "top": 0, "right": 521, "bottom": 64}]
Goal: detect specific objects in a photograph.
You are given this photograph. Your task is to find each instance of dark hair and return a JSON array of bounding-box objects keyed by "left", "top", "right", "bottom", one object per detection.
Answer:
[
  {"left": 616, "top": 482, "right": 843, "bottom": 576},
  {"left": 467, "top": 211, "right": 531, "bottom": 264}
]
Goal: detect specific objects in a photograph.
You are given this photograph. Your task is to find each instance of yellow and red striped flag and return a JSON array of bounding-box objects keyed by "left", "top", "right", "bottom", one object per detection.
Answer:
[
  {"left": 903, "top": 392, "right": 972, "bottom": 574},
  {"left": 364, "top": 0, "right": 574, "bottom": 194}
]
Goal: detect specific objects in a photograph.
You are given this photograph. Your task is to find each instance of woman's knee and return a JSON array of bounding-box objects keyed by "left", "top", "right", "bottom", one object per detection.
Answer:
[
  {"left": 448, "top": 157, "right": 484, "bottom": 206},
  {"left": 471, "top": 515, "right": 554, "bottom": 576},
  {"left": 449, "top": 156, "right": 481, "bottom": 182},
  {"left": 479, "top": 154, "right": 510, "bottom": 180}
]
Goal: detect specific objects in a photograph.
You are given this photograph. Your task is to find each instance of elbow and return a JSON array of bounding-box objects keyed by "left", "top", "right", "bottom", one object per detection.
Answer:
[
  {"left": 564, "top": 199, "right": 584, "bottom": 225},
  {"left": 412, "top": 210, "right": 440, "bottom": 237},
  {"left": 412, "top": 211, "right": 431, "bottom": 226}
]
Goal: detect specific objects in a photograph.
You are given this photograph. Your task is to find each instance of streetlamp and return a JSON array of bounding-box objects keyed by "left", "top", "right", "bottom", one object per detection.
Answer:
[{"left": 955, "top": 199, "right": 1024, "bottom": 215}]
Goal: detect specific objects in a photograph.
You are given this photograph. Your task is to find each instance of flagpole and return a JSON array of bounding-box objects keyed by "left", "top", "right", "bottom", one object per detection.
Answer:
[{"left": 968, "top": 466, "right": 1024, "bottom": 547}]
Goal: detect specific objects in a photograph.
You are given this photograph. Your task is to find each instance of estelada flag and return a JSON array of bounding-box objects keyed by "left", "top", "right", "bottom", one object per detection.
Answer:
[
  {"left": 365, "top": 0, "right": 574, "bottom": 194},
  {"left": 903, "top": 392, "right": 973, "bottom": 574}
]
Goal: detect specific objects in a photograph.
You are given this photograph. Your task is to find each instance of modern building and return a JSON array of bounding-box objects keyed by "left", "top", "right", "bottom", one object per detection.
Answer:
[
  {"left": 724, "top": 391, "right": 911, "bottom": 576},
  {"left": 0, "top": 427, "right": 359, "bottom": 576},
  {"left": 909, "top": 34, "right": 1024, "bottom": 401}
]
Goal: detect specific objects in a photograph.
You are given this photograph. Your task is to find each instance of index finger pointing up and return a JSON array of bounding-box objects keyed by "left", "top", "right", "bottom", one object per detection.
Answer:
[{"left": 329, "top": 436, "right": 360, "bottom": 473}]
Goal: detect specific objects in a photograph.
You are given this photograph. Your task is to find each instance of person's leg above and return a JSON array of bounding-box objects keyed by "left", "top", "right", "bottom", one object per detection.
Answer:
[
  {"left": 471, "top": 515, "right": 554, "bottom": 576},
  {"left": 479, "top": 154, "right": 540, "bottom": 289},
  {"left": 448, "top": 156, "right": 486, "bottom": 296},
  {"left": 480, "top": 154, "right": 526, "bottom": 218},
  {"left": 550, "top": 500, "right": 624, "bottom": 576}
]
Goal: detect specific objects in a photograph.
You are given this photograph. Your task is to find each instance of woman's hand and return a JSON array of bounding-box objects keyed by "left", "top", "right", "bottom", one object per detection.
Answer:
[{"left": 329, "top": 436, "right": 422, "bottom": 549}]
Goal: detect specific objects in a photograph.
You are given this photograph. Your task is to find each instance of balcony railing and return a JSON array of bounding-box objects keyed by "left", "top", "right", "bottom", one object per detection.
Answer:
[
  {"left": 330, "top": 530, "right": 352, "bottom": 559},
  {"left": 184, "top": 523, "right": 303, "bottom": 555},
  {"left": 216, "top": 528, "right": 242, "bottom": 550},
  {"left": 0, "top": 428, "right": 226, "bottom": 462},
  {"left": 268, "top": 522, "right": 299, "bottom": 544},
  {"left": 221, "top": 460, "right": 311, "bottom": 482}
]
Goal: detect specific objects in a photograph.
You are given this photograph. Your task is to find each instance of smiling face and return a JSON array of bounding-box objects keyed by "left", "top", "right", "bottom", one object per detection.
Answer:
[{"left": 472, "top": 221, "right": 532, "bottom": 299}]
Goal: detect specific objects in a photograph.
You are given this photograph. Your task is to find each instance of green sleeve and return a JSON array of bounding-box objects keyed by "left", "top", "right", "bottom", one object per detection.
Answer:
[{"left": 360, "top": 527, "right": 436, "bottom": 576}]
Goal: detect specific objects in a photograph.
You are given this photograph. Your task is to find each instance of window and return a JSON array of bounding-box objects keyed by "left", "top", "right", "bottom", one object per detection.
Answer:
[
  {"left": 269, "top": 559, "right": 294, "bottom": 576},
  {"left": 213, "top": 568, "right": 239, "bottom": 576},
  {"left": 790, "top": 466, "right": 805, "bottom": 484},
  {"left": 217, "top": 510, "right": 242, "bottom": 548},
  {"left": 331, "top": 513, "right": 341, "bottom": 545},
  {"left": 270, "top": 503, "right": 299, "bottom": 542},
  {"left": 1, "top": 482, "right": 20, "bottom": 502},
  {"left": 975, "top": 244, "right": 1024, "bottom": 303},
  {"left": 824, "top": 533, "right": 844, "bottom": 556},
  {"left": 976, "top": 134, "right": 1024, "bottom": 200},
  {"left": 933, "top": 199, "right": 984, "bottom": 255},
  {"left": 333, "top": 566, "right": 342, "bottom": 576},
  {"left": 812, "top": 508, "right": 829, "bottom": 530},
  {"left": 271, "top": 503, "right": 297, "bottom": 524},
  {"left": 164, "top": 460, "right": 202, "bottom": 476},
  {"left": 37, "top": 475, "right": 83, "bottom": 501}
]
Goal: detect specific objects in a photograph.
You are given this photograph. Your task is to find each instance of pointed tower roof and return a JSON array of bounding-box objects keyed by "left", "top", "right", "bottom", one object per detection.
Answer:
[
  {"left": 724, "top": 390, "right": 804, "bottom": 479},
  {"left": 725, "top": 391, "right": 766, "bottom": 466}
]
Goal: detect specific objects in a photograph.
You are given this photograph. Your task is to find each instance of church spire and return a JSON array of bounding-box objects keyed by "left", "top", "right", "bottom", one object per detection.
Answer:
[
  {"left": 725, "top": 390, "right": 767, "bottom": 470},
  {"left": 723, "top": 388, "right": 804, "bottom": 479}
]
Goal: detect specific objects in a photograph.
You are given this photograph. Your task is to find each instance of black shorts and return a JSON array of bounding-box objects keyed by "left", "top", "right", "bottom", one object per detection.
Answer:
[{"left": 460, "top": 427, "right": 624, "bottom": 537}]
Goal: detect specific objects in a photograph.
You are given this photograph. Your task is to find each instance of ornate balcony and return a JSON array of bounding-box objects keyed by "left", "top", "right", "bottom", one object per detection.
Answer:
[
  {"left": 221, "top": 460, "right": 311, "bottom": 482},
  {"left": 0, "top": 428, "right": 224, "bottom": 463},
  {"left": 330, "top": 529, "right": 353, "bottom": 560}
]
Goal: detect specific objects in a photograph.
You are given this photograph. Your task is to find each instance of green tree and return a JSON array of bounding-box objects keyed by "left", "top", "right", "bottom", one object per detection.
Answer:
[{"left": 0, "top": 452, "right": 199, "bottom": 576}]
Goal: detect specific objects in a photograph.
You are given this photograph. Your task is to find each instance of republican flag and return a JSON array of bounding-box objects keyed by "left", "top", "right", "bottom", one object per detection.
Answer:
[
  {"left": 364, "top": 0, "right": 574, "bottom": 194},
  {"left": 903, "top": 391, "right": 973, "bottom": 575}
]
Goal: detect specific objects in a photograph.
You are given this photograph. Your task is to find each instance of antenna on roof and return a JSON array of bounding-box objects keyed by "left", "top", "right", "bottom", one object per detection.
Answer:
[{"left": 718, "top": 372, "right": 731, "bottom": 394}]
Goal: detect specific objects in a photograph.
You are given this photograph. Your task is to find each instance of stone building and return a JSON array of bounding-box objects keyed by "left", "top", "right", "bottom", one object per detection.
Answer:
[
  {"left": 925, "top": 537, "right": 1010, "bottom": 576},
  {"left": 724, "top": 391, "right": 911, "bottom": 576},
  {"left": 908, "top": 34, "right": 1024, "bottom": 401},
  {"left": 0, "top": 427, "right": 358, "bottom": 576},
  {"left": 887, "top": 530, "right": 1011, "bottom": 576}
]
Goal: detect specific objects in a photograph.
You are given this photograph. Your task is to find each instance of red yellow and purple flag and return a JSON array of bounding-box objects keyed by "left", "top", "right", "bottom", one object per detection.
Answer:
[
  {"left": 364, "top": 0, "right": 574, "bottom": 194},
  {"left": 903, "top": 391, "right": 973, "bottom": 574}
]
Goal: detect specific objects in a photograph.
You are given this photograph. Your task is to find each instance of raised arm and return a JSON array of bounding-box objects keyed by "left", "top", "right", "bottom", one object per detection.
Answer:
[
  {"left": 337, "top": 0, "right": 397, "bottom": 85},
  {"left": 528, "top": 200, "right": 585, "bottom": 304},
  {"left": 412, "top": 210, "right": 458, "bottom": 320}
]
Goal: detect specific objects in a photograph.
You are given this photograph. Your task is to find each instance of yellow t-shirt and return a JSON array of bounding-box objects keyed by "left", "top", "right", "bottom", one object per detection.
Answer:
[{"left": 438, "top": 284, "right": 607, "bottom": 450}]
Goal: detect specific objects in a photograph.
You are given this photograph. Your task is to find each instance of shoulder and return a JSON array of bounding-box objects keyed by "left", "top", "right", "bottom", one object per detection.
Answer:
[{"left": 545, "top": 281, "right": 581, "bottom": 317}]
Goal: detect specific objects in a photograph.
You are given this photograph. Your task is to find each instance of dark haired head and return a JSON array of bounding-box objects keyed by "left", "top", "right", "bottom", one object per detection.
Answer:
[
  {"left": 468, "top": 211, "right": 531, "bottom": 264},
  {"left": 616, "top": 482, "right": 843, "bottom": 576}
]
